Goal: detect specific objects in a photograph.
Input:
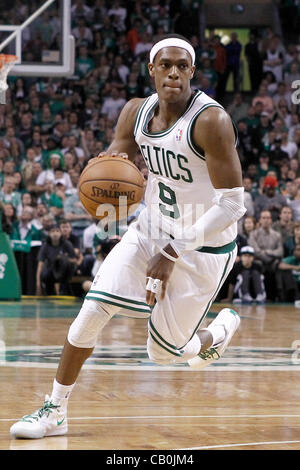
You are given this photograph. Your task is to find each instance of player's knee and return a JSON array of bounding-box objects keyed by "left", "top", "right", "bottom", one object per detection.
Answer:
[
  {"left": 67, "top": 299, "right": 120, "bottom": 349},
  {"left": 147, "top": 336, "right": 175, "bottom": 365}
]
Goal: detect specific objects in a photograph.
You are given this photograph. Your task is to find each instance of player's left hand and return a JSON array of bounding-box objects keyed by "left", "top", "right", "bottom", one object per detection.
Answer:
[
  {"left": 88, "top": 152, "right": 128, "bottom": 166},
  {"left": 146, "top": 253, "right": 175, "bottom": 306}
]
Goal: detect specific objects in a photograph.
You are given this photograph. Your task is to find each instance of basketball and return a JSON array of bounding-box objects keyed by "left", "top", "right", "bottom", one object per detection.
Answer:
[{"left": 78, "top": 154, "right": 145, "bottom": 220}]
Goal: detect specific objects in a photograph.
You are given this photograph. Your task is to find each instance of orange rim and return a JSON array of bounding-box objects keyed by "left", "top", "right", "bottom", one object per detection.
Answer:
[{"left": 0, "top": 54, "right": 18, "bottom": 65}]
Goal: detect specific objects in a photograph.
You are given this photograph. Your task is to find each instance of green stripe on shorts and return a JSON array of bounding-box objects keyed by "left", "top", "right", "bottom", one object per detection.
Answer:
[
  {"left": 196, "top": 240, "right": 236, "bottom": 254},
  {"left": 86, "top": 290, "right": 151, "bottom": 313},
  {"left": 149, "top": 331, "right": 182, "bottom": 357},
  {"left": 149, "top": 317, "right": 179, "bottom": 351}
]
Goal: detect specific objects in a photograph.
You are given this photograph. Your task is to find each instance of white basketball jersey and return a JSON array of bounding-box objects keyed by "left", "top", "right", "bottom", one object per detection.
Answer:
[{"left": 134, "top": 90, "right": 238, "bottom": 248}]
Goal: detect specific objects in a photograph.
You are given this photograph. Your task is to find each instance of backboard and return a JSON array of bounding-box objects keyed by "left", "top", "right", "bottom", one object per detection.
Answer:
[{"left": 0, "top": 0, "right": 74, "bottom": 77}]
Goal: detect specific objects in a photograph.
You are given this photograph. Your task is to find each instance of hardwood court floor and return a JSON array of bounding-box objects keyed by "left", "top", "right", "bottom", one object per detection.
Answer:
[{"left": 1, "top": 298, "right": 300, "bottom": 450}]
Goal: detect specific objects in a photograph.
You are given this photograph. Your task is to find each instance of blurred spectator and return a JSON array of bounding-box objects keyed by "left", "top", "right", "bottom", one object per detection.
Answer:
[
  {"left": 21, "top": 147, "right": 39, "bottom": 183},
  {"left": 268, "top": 136, "right": 289, "bottom": 169},
  {"left": 82, "top": 220, "right": 98, "bottom": 254},
  {"left": 223, "top": 32, "right": 242, "bottom": 93},
  {"left": 236, "top": 120, "right": 256, "bottom": 166},
  {"left": 200, "top": 58, "right": 218, "bottom": 90},
  {"left": 108, "top": 0, "right": 127, "bottom": 33},
  {"left": 63, "top": 191, "right": 92, "bottom": 238},
  {"left": 18, "top": 192, "right": 35, "bottom": 217},
  {"left": 72, "top": 17, "right": 93, "bottom": 49},
  {"left": 273, "top": 82, "right": 292, "bottom": 110},
  {"left": 274, "top": 102, "right": 292, "bottom": 129},
  {"left": 252, "top": 84, "right": 274, "bottom": 117},
  {"left": 101, "top": 87, "right": 126, "bottom": 121},
  {"left": 62, "top": 135, "right": 85, "bottom": 162},
  {"left": 0, "top": 176, "right": 21, "bottom": 211},
  {"left": 272, "top": 205, "right": 294, "bottom": 243},
  {"left": 10, "top": 206, "right": 43, "bottom": 294},
  {"left": 127, "top": 18, "right": 142, "bottom": 53},
  {"left": 243, "top": 181, "right": 255, "bottom": 217},
  {"left": 36, "top": 224, "right": 77, "bottom": 295},
  {"left": 288, "top": 185, "right": 300, "bottom": 221},
  {"left": 221, "top": 246, "right": 266, "bottom": 304},
  {"left": 251, "top": 113, "right": 273, "bottom": 154},
  {"left": 82, "top": 241, "right": 106, "bottom": 293},
  {"left": 75, "top": 46, "right": 95, "bottom": 79},
  {"left": 71, "top": 0, "right": 93, "bottom": 25},
  {"left": 227, "top": 93, "right": 249, "bottom": 123},
  {"left": 59, "top": 218, "right": 80, "bottom": 250},
  {"left": 254, "top": 175, "right": 287, "bottom": 221},
  {"left": 257, "top": 153, "right": 277, "bottom": 180},
  {"left": 1, "top": 202, "right": 17, "bottom": 235},
  {"left": 279, "top": 131, "right": 298, "bottom": 160},
  {"left": 48, "top": 182, "right": 65, "bottom": 220},
  {"left": 245, "top": 31, "right": 263, "bottom": 93},
  {"left": 134, "top": 32, "right": 153, "bottom": 60},
  {"left": 211, "top": 35, "right": 227, "bottom": 101},
  {"left": 243, "top": 106, "right": 260, "bottom": 131},
  {"left": 248, "top": 209, "right": 283, "bottom": 300},
  {"left": 239, "top": 215, "right": 257, "bottom": 243},
  {"left": 277, "top": 244, "right": 300, "bottom": 303},
  {"left": 35, "top": 152, "right": 65, "bottom": 189},
  {"left": 262, "top": 36, "right": 284, "bottom": 83},
  {"left": 40, "top": 213, "right": 56, "bottom": 238},
  {"left": 284, "top": 221, "right": 300, "bottom": 257},
  {"left": 284, "top": 61, "right": 300, "bottom": 87},
  {"left": 32, "top": 202, "right": 48, "bottom": 231}
]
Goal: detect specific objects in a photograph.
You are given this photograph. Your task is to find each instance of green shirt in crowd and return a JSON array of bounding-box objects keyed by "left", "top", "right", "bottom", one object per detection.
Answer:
[{"left": 282, "top": 255, "right": 300, "bottom": 283}]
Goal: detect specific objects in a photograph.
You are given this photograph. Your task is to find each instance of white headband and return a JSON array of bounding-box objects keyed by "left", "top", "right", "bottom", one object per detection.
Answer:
[{"left": 149, "top": 38, "right": 195, "bottom": 65}]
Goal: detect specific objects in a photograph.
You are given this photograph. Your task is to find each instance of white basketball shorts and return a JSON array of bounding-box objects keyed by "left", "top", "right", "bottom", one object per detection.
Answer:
[{"left": 85, "top": 220, "right": 237, "bottom": 355}]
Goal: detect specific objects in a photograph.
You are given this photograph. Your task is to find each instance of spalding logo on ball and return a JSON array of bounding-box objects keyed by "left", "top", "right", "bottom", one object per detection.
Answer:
[
  {"left": 91, "top": 182, "right": 137, "bottom": 201},
  {"left": 78, "top": 154, "right": 145, "bottom": 220}
]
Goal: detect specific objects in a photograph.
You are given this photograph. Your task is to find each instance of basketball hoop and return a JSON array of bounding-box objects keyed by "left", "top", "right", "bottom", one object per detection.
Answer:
[{"left": 0, "top": 54, "right": 18, "bottom": 104}]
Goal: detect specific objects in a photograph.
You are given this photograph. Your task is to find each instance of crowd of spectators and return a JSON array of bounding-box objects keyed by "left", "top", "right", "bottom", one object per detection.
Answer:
[{"left": 0, "top": 0, "right": 300, "bottom": 304}]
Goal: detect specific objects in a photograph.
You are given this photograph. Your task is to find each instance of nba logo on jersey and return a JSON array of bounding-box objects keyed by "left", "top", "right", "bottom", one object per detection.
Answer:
[{"left": 175, "top": 128, "right": 183, "bottom": 142}]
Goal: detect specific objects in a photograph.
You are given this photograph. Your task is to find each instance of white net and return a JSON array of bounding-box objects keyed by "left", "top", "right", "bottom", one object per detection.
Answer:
[{"left": 0, "top": 54, "right": 18, "bottom": 104}]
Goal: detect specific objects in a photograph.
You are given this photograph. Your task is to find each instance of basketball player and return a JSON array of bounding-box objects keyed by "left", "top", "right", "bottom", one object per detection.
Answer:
[{"left": 10, "top": 35, "right": 246, "bottom": 439}]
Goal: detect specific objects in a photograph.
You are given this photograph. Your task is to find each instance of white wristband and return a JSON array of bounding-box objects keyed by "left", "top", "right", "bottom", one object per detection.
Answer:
[{"left": 160, "top": 248, "right": 178, "bottom": 262}]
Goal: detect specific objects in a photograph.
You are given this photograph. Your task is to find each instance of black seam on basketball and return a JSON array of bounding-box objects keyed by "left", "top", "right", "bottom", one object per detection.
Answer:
[
  {"left": 79, "top": 178, "right": 144, "bottom": 189},
  {"left": 81, "top": 158, "right": 142, "bottom": 175}
]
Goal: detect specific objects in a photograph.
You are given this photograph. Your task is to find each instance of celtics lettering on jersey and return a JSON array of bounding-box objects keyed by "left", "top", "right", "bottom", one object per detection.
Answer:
[
  {"left": 140, "top": 144, "right": 193, "bottom": 183},
  {"left": 134, "top": 91, "right": 238, "bottom": 246}
]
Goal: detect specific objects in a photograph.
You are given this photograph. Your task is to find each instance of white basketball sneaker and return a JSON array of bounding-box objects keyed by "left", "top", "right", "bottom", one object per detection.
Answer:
[
  {"left": 10, "top": 395, "right": 68, "bottom": 439},
  {"left": 188, "top": 308, "right": 240, "bottom": 370}
]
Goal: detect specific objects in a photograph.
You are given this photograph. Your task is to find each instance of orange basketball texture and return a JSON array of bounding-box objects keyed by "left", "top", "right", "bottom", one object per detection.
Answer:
[{"left": 78, "top": 156, "right": 144, "bottom": 220}]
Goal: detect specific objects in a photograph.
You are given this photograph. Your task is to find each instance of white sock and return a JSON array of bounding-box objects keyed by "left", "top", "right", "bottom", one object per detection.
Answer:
[
  {"left": 203, "top": 325, "right": 226, "bottom": 347},
  {"left": 50, "top": 379, "right": 75, "bottom": 406},
  {"left": 177, "top": 334, "right": 201, "bottom": 362}
]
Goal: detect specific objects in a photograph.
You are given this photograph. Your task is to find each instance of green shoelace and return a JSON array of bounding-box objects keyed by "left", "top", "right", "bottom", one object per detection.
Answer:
[
  {"left": 199, "top": 347, "right": 220, "bottom": 361},
  {"left": 21, "top": 400, "right": 59, "bottom": 423}
]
